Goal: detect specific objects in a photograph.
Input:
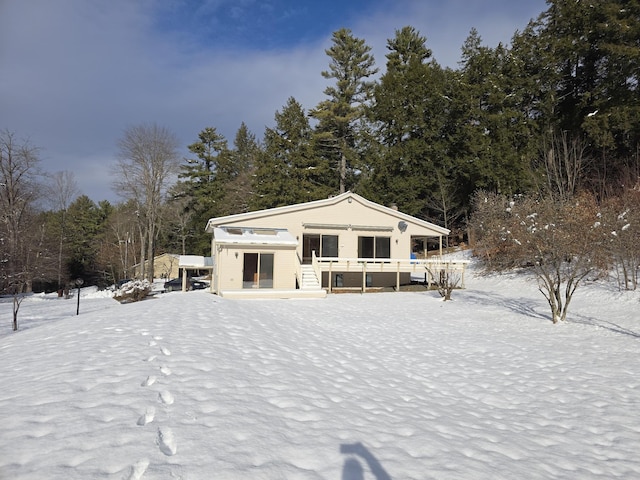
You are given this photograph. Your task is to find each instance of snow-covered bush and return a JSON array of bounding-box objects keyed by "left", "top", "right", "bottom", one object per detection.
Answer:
[
  {"left": 470, "top": 191, "right": 610, "bottom": 323},
  {"left": 113, "top": 280, "right": 152, "bottom": 303}
]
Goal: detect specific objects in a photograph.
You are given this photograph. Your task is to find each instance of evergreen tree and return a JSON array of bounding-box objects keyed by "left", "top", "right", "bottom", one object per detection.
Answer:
[
  {"left": 450, "top": 29, "right": 535, "bottom": 200},
  {"left": 366, "top": 26, "right": 453, "bottom": 217},
  {"left": 533, "top": 0, "right": 640, "bottom": 195},
  {"left": 174, "top": 127, "right": 229, "bottom": 253},
  {"left": 220, "top": 122, "right": 261, "bottom": 215},
  {"left": 180, "top": 126, "right": 228, "bottom": 215},
  {"left": 253, "top": 97, "right": 332, "bottom": 209},
  {"left": 64, "top": 195, "right": 105, "bottom": 284},
  {"left": 311, "top": 28, "right": 378, "bottom": 193}
]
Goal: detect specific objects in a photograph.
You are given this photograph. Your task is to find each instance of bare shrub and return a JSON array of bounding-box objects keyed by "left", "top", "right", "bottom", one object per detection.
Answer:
[
  {"left": 426, "top": 267, "right": 461, "bottom": 301},
  {"left": 602, "top": 188, "right": 640, "bottom": 290},
  {"left": 471, "top": 191, "right": 610, "bottom": 323}
]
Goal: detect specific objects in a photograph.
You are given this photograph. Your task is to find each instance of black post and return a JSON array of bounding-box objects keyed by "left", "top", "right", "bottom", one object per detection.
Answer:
[{"left": 75, "top": 278, "right": 84, "bottom": 315}]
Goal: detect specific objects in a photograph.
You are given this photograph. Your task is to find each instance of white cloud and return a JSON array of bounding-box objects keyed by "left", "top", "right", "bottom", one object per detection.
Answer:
[{"left": 0, "top": 0, "right": 546, "bottom": 203}]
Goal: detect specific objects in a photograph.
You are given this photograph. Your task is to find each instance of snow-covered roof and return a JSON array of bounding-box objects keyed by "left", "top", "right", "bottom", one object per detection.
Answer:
[
  {"left": 213, "top": 226, "right": 298, "bottom": 246},
  {"left": 178, "top": 255, "right": 214, "bottom": 268}
]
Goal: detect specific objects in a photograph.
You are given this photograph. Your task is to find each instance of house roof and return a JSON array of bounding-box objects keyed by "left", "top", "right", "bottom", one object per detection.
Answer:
[
  {"left": 179, "top": 255, "right": 214, "bottom": 268},
  {"left": 205, "top": 192, "right": 449, "bottom": 236},
  {"left": 213, "top": 226, "right": 298, "bottom": 246}
]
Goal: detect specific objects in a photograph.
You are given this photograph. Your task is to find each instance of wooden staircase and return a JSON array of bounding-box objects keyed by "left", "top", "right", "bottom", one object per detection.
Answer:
[{"left": 300, "top": 264, "right": 321, "bottom": 290}]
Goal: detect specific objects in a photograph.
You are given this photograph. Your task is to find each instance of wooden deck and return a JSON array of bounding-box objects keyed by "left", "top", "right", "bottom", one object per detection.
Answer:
[{"left": 311, "top": 255, "right": 469, "bottom": 293}]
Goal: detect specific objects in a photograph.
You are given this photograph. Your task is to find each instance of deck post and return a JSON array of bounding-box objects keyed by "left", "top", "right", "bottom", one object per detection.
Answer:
[
  {"left": 181, "top": 268, "right": 188, "bottom": 292},
  {"left": 396, "top": 261, "right": 400, "bottom": 292},
  {"left": 362, "top": 262, "right": 366, "bottom": 293}
]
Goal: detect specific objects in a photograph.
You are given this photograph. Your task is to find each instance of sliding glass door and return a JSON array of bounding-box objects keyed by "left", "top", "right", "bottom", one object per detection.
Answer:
[{"left": 243, "top": 253, "right": 274, "bottom": 288}]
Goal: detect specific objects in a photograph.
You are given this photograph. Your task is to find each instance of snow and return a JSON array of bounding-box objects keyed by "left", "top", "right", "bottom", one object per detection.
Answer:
[{"left": 1, "top": 256, "right": 639, "bottom": 479}]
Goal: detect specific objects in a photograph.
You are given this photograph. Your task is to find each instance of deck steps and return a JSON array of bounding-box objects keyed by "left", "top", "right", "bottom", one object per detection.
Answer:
[{"left": 300, "top": 265, "right": 321, "bottom": 290}]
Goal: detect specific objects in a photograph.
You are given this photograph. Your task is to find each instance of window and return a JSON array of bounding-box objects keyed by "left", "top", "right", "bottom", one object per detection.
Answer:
[
  {"left": 243, "top": 253, "right": 274, "bottom": 288},
  {"left": 321, "top": 235, "right": 338, "bottom": 257},
  {"left": 358, "top": 236, "right": 391, "bottom": 259},
  {"left": 303, "top": 234, "right": 338, "bottom": 263},
  {"left": 375, "top": 236, "right": 391, "bottom": 258}
]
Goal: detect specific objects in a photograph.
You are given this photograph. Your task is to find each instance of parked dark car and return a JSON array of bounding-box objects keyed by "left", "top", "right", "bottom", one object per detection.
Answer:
[{"left": 163, "top": 278, "right": 208, "bottom": 292}]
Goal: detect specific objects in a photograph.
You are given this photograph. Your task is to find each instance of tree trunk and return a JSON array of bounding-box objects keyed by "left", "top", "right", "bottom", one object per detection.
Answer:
[
  {"left": 138, "top": 224, "right": 146, "bottom": 280},
  {"left": 146, "top": 225, "right": 155, "bottom": 282},
  {"left": 12, "top": 295, "right": 19, "bottom": 331},
  {"left": 340, "top": 151, "right": 346, "bottom": 194}
]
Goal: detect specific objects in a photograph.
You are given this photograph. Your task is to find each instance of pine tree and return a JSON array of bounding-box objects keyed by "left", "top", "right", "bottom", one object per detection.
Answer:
[
  {"left": 64, "top": 195, "right": 105, "bottom": 283},
  {"left": 310, "top": 28, "right": 378, "bottom": 194},
  {"left": 531, "top": 0, "right": 640, "bottom": 195},
  {"left": 221, "top": 123, "right": 261, "bottom": 215},
  {"left": 174, "top": 127, "right": 229, "bottom": 253},
  {"left": 450, "top": 29, "right": 534, "bottom": 200},
  {"left": 253, "top": 97, "right": 332, "bottom": 209},
  {"left": 366, "top": 26, "right": 453, "bottom": 217}
]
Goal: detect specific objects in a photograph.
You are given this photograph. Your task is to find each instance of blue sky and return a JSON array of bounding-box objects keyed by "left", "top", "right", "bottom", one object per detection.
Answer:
[{"left": 1, "top": 0, "right": 547, "bottom": 203}]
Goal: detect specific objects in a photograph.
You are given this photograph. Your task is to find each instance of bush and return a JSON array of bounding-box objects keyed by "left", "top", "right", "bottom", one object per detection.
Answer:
[
  {"left": 428, "top": 267, "right": 461, "bottom": 301},
  {"left": 114, "top": 279, "right": 152, "bottom": 303},
  {"left": 470, "top": 191, "right": 610, "bottom": 323}
]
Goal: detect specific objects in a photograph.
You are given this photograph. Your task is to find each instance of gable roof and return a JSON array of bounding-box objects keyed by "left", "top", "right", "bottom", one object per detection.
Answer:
[{"left": 205, "top": 192, "right": 449, "bottom": 236}]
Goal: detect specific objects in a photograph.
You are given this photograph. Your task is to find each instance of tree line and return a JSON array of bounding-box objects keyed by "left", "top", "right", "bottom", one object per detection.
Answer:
[{"left": 2, "top": 1, "right": 639, "bottom": 320}]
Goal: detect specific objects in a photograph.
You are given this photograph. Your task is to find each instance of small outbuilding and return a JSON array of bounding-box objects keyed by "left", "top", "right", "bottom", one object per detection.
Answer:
[{"left": 132, "top": 253, "right": 180, "bottom": 280}]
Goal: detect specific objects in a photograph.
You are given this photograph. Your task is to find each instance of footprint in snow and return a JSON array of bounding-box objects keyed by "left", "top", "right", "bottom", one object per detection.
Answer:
[
  {"left": 144, "top": 355, "right": 157, "bottom": 362},
  {"left": 126, "top": 458, "right": 149, "bottom": 480},
  {"left": 160, "top": 366, "right": 172, "bottom": 376},
  {"left": 158, "top": 390, "right": 174, "bottom": 405},
  {"left": 148, "top": 340, "right": 157, "bottom": 346},
  {"left": 136, "top": 407, "right": 155, "bottom": 426},
  {"left": 157, "top": 427, "right": 177, "bottom": 456},
  {"left": 141, "top": 375, "right": 157, "bottom": 387},
  {"left": 160, "top": 346, "right": 171, "bottom": 356}
]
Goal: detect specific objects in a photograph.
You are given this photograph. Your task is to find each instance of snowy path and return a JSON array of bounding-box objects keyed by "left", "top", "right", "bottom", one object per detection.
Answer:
[{"left": 1, "top": 268, "right": 639, "bottom": 479}]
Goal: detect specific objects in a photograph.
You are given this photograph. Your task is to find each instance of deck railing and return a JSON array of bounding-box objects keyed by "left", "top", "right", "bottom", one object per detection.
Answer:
[{"left": 311, "top": 252, "right": 469, "bottom": 292}]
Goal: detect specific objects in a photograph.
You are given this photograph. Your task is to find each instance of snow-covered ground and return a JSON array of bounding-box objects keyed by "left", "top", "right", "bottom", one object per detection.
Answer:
[{"left": 1, "top": 258, "right": 639, "bottom": 479}]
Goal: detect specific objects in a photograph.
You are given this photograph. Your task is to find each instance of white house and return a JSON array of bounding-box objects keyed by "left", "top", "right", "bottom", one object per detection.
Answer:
[{"left": 205, "top": 192, "right": 466, "bottom": 298}]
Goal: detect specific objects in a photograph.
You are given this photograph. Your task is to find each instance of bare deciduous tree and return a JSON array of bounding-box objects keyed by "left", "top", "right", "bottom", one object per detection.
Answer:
[
  {"left": 543, "top": 130, "right": 589, "bottom": 203},
  {"left": 165, "top": 193, "right": 195, "bottom": 255},
  {"left": 471, "top": 191, "right": 609, "bottom": 323},
  {"left": 113, "top": 124, "right": 180, "bottom": 281},
  {"left": 425, "top": 170, "right": 466, "bottom": 249},
  {"left": 0, "top": 129, "right": 42, "bottom": 330},
  {"left": 603, "top": 187, "right": 640, "bottom": 291},
  {"left": 97, "top": 201, "right": 140, "bottom": 283},
  {"left": 47, "top": 171, "right": 79, "bottom": 289}
]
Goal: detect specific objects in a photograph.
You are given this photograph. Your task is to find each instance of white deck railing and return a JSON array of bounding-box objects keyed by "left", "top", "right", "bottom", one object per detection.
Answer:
[{"left": 310, "top": 252, "right": 469, "bottom": 292}]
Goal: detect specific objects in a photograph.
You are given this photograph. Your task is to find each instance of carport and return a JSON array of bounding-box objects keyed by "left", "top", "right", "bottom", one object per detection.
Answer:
[{"left": 176, "top": 255, "right": 214, "bottom": 292}]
